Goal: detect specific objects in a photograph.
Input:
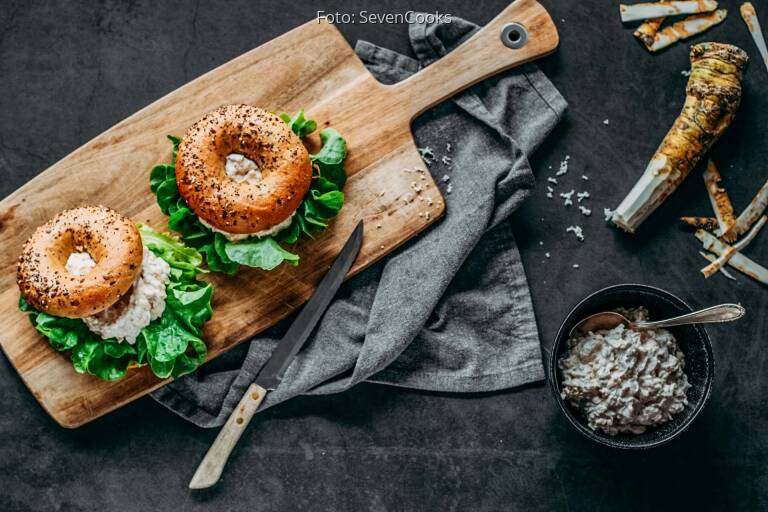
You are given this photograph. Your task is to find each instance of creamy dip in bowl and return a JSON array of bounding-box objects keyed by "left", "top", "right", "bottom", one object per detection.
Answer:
[{"left": 548, "top": 284, "right": 714, "bottom": 449}]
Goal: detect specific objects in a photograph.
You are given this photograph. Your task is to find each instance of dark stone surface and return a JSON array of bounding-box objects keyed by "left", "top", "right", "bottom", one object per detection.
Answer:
[{"left": 1, "top": 0, "right": 766, "bottom": 510}]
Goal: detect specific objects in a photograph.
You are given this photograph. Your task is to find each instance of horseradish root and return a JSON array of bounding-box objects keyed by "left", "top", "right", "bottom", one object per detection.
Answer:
[
  {"left": 620, "top": 1, "right": 718, "bottom": 23},
  {"left": 681, "top": 216, "right": 719, "bottom": 230},
  {"left": 741, "top": 3, "right": 768, "bottom": 73},
  {"left": 701, "top": 215, "right": 766, "bottom": 277},
  {"left": 648, "top": 10, "right": 728, "bottom": 52},
  {"left": 703, "top": 159, "right": 736, "bottom": 240},
  {"left": 729, "top": 177, "right": 768, "bottom": 238},
  {"left": 635, "top": 17, "right": 665, "bottom": 48},
  {"left": 697, "top": 228, "right": 768, "bottom": 284},
  {"left": 612, "top": 43, "right": 748, "bottom": 232}
]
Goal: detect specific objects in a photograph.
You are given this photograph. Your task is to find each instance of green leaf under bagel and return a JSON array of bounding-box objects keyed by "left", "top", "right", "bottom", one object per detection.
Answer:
[
  {"left": 18, "top": 225, "right": 213, "bottom": 382},
  {"left": 148, "top": 110, "right": 348, "bottom": 273}
]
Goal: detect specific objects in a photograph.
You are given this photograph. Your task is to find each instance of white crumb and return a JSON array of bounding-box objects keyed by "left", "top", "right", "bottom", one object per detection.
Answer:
[
  {"left": 446, "top": 143, "right": 452, "bottom": 153},
  {"left": 566, "top": 225, "right": 584, "bottom": 241},
  {"left": 572, "top": 264, "right": 580, "bottom": 269},
  {"left": 441, "top": 155, "right": 452, "bottom": 166},
  {"left": 603, "top": 119, "right": 610, "bottom": 125},
  {"left": 545, "top": 252, "right": 551, "bottom": 258},
  {"left": 603, "top": 208, "right": 614, "bottom": 222},
  {"left": 576, "top": 191, "right": 590, "bottom": 203},
  {"left": 556, "top": 155, "right": 570, "bottom": 176},
  {"left": 442, "top": 174, "right": 450, "bottom": 182},
  {"left": 579, "top": 206, "right": 592, "bottom": 216},
  {"left": 681, "top": 69, "right": 691, "bottom": 77},
  {"left": 546, "top": 192, "right": 554, "bottom": 199},
  {"left": 446, "top": 183, "right": 453, "bottom": 194},
  {"left": 548, "top": 177, "right": 558, "bottom": 185},
  {"left": 539, "top": 241, "right": 544, "bottom": 246},
  {"left": 581, "top": 175, "right": 589, "bottom": 181},
  {"left": 418, "top": 146, "right": 436, "bottom": 165},
  {"left": 560, "top": 189, "right": 575, "bottom": 207}
]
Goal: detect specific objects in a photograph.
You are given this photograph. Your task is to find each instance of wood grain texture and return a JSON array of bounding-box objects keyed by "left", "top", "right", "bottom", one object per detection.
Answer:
[{"left": 0, "top": 0, "right": 558, "bottom": 428}]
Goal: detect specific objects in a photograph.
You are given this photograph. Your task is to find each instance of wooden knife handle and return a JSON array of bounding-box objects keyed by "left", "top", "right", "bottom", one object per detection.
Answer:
[
  {"left": 188, "top": 383, "right": 268, "bottom": 490},
  {"left": 391, "top": 0, "right": 559, "bottom": 119}
]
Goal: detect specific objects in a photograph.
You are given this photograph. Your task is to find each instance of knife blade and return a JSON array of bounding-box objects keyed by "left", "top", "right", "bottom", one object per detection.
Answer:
[
  {"left": 255, "top": 221, "right": 364, "bottom": 391},
  {"left": 189, "top": 220, "right": 364, "bottom": 490}
]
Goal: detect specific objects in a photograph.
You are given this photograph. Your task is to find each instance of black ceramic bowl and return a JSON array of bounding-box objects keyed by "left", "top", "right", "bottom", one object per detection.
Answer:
[{"left": 548, "top": 284, "right": 714, "bottom": 449}]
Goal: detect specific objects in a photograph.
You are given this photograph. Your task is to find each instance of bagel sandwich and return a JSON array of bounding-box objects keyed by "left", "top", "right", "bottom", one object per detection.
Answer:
[
  {"left": 17, "top": 206, "right": 213, "bottom": 381},
  {"left": 150, "top": 106, "right": 348, "bottom": 273}
]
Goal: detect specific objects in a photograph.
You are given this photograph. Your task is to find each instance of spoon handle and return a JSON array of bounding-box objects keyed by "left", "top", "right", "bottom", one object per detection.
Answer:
[{"left": 636, "top": 304, "right": 746, "bottom": 330}]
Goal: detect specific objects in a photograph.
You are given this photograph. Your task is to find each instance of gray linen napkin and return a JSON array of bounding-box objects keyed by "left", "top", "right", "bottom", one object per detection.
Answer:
[{"left": 151, "top": 15, "right": 567, "bottom": 427}]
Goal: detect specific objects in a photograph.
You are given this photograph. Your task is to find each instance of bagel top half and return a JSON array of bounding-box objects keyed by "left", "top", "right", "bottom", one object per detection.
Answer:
[
  {"left": 17, "top": 206, "right": 143, "bottom": 318},
  {"left": 175, "top": 104, "right": 312, "bottom": 235}
]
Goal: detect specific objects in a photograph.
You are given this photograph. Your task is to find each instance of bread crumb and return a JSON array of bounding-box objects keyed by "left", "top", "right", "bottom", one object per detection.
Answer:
[
  {"left": 560, "top": 189, "right": 575, "bottom": 207},
  {"left": 556, "top": 155, "right": 570, "bottom": 176},
  {"left": 418, "top": 147, "right": 435, "bottom": 164},
  {"left": 579, "top": 206, "right": 592, "bottom": 216},
  {"left": 576, "top": 191, "right": 590, "bottom": 203},
  {"left": 548, "top": 177, "right": 558, "bottom": 185},
  {"left": 566, "top": 225, "right": 584, "bottom": 241}
]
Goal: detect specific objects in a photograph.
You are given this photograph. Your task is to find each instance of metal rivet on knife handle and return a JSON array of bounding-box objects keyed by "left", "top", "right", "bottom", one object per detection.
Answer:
[{"left": 501, "top": 23, "right": 528, "bottom": 49}]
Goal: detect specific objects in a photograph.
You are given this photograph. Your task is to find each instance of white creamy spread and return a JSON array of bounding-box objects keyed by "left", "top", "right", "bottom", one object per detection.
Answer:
[
  {"left": 65, "top": 251, "right": 97, "bottom": 276},
  {"left": 196, "top": 152, "right": 295, "bottom": 242},
  {"left": 225, "top": 153, "right": 262, "bottom": 185},
  {"left": 558, "top": 307, "right": 691, "bottom": 435},
  {"left": 82, "top": 248, "right": 171, "bottom": 344},
  {"left": 199, "top": 210, "right": 296, "bottom": 242}
]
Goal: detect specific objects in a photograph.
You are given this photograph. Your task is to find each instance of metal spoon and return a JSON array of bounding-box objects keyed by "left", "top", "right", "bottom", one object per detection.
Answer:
[{"left": 569, "top": 303, "right": 745, "bottom": 338}]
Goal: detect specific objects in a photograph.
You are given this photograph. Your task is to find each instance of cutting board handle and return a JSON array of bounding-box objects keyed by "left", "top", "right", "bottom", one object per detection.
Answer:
[{"left": 391, "top": 0, "right": 558, "bottom": 119}]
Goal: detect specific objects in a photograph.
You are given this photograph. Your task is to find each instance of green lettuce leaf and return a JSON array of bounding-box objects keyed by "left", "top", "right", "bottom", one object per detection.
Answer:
[
  {"left": 18, "top": 225, "right": 213, "bottom": 382},
  {"left": 279, "top": 109, "right": 317, "bottom": 138},
  {"left": 148, "top": 110, "right": 347, "bottom": 273},
  {"left": 224, "top": 237, "right": 300, "bottom": 270},
  {"left": 138, "top": 224, "right": 205, "bottom": 280}
]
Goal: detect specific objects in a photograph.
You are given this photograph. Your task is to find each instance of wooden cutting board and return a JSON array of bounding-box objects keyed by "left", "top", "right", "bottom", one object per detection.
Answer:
[{"left": 0, "top": 0, "right": 558, "bottom": 427}]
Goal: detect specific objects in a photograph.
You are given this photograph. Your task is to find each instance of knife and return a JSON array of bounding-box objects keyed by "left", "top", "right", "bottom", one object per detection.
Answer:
[{"left": 189, "top": 220, "right": 364, "bottom": 490}]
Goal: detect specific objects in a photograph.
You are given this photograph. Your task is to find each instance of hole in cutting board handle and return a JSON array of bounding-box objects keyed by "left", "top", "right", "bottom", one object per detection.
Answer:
[{"left": 501, "top": 22, "right": 528, "bottom": 49}]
